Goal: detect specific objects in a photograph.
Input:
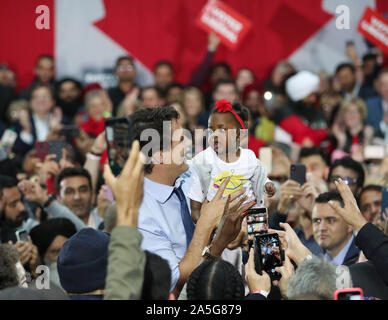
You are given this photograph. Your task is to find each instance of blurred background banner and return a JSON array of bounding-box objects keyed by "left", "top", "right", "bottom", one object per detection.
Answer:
[{"left": 1, "top": 0, "right": 388, "bottom": 91}]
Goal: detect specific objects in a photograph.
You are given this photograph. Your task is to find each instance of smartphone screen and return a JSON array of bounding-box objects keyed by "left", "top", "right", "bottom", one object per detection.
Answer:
[
  {"left": 105, "top": 116, "right": 133, "bottom": 176},
  {"left": 16, "top": 230, "right": 28, "bottom": 242},
  {"left": 290, "top": 163, "right": 306, "bottom": 185},
  {"left": 254, "top": 233, "right": 283, "bottom": 278},
  {"left": 246, "top": 207, "right": 268, "bottom": 250}
]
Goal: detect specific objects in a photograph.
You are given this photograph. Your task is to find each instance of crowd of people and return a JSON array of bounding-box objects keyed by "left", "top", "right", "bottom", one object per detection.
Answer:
[{"left": 0, "top": 32, "right": 388, "bottom": 301}]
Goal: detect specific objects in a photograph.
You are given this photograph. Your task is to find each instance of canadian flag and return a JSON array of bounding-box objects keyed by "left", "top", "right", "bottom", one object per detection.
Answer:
[{"left": 1, "top": 0, "right": 388, "bottom": 91}]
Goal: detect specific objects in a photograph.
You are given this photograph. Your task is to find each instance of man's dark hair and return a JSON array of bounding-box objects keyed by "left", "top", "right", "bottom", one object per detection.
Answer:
[
  {"left": 362, "top": 53, "right": 377, "bottom": 63},
  {"left": 186, "top": 260, "right": 244, "bottom": 300},
  {"left": 131, "top": 106, "right": 179, "bottom": 174},
  {"left": 299, "top": 147, "right": 328, "bottom": 165},
  {"left": 57, "top": 78, "right": 83, "bottom": 91},
  {"left": 210, "top": 102, "right": 249, "bottom": 129},
  {"left": 328, "top": 156, "right": 364, "bottom": 188},
  {"left": 56, "top": 167, "right": 92, "bottom": 192},
  {"left": 210, "top": 62, "right": 232, "bottom": 77},
  {"left": 335, "top": 63, "right": 356, "bottom": 75},
  {"left": 115, "top": 55, "right": 134, "bottom": 68},
  {"left": 36, "top": 54, "right": 54, "bottom": 65},
  {"left": 154, "top": 60, "right": 174, "bottom": 72},
  {"left": 166, "top": 82, "right": 184, "bottom": 92},
  {"left": 315, "top": 191, "right": 344, "bottom": 208},
  {"left": 30, "top": 83, "right": 55, "bottom": 100},
  {"left": 0, "top": 244, "right": 19, "bottom": 290},
  {"left": 0, "top": 175, "right": 18, "bottom": 201},
  {"left": 140, "top": 86, "right": 163, "bottom": 100},
  {"left": 141, "top": 251, "right": 171, "bottom": 300},
  {"left": 212, "top": 78, "right": 238, "bottom": 94}
]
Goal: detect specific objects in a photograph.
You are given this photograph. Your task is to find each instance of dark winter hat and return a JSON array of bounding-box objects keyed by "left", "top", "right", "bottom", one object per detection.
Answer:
[
  {"left": 57, "top": 228, "right": 110, "bottom": 294},
  {"left": 29, "top": 218, "right": 77, "bottom": 260}
]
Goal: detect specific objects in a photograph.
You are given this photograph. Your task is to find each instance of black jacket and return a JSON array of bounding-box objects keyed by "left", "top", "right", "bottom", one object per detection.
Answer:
[{"left": 355, "top": 223, "right": 388, "bottom": 286}]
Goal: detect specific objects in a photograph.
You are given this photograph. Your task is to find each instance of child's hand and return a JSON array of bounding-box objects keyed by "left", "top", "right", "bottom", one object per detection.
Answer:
[{"left": 265, "top": 182, "right": 276, "bottom": 197}]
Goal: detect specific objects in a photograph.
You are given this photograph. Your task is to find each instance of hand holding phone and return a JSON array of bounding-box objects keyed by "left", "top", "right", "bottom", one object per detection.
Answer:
[
  {"left": 105, "top": 116, "right": 133, "bottom": 176},
  {"left": 254, "top": 233, "right": 284, "bottom": 280}
]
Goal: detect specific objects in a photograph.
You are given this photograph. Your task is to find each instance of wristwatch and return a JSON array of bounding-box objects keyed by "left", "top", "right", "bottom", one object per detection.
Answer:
[
  {"left": 202, "top": 245, "right": 221, "bottom": 261},
  {"left": 43, "top": 194, "right": 56, "bottom": 208}
]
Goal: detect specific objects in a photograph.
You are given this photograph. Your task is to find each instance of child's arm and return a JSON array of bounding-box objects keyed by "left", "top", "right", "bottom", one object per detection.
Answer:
[{"left": 190, "top": 199, "right": 202, "bottom": 223}]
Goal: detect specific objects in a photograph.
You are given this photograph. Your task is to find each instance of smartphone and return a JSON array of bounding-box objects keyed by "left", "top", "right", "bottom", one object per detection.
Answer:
[
  {"left": 59, "top": 125, "right": 80, "bottom": 138},
  {"left": 290, "top": 163, "right": 306, "bottom": 185},
  {"left": 1, "top": 129, "right": 17, "bottom": 149},
  {"left": 334, "top": 288, "right": 364, "bottom": 300},
  {"left": 381, "top": 187, "right": 388, "bottom": 221},
  {"left": 34, "top": 141, "right": 49, "bottom": 162},
  {"left": 259, "top": 147, "right": 272, "bottom": 172},
  {"left": 48, "top": 140, "right": 67, "bottom": 163},
  {"left": 254, "top": 233, "right": 284, "bottom": 280},
  {"left": 15, "top": 229, "right": 29, "bottom": 242},
  {"left": 246, "top": 207, "right": 268, "bottom": 250},
  {"left": 105, "top": 116, "right": 133, "bottom": 176}
]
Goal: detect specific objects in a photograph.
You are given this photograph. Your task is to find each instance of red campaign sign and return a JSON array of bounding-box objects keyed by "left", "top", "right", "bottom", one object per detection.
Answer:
[
  {"left": 358, "top": 7, "right": 388, "bottom": 54},
  {"left": 195, "top": 0, "right": 252, "bottom": 50}
]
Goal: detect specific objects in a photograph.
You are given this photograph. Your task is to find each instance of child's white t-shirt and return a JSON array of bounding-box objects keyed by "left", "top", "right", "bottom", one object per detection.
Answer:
[{"left": 188, "top": 147, "right": 262, "bottom": 203}]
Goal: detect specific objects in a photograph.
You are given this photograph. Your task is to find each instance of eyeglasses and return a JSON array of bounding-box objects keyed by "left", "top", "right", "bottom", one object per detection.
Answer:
[
  {"left": 117, "top": 65, "right": 134, "bottom": 72},
  {"left": 328, "top": 176, "right": 358, "bottom": 186}
]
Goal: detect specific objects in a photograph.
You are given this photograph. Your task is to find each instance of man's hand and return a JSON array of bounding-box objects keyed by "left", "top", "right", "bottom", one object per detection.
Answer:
[
  {"left": 104, "top": 140, "right": 145, "bottom": 228},
  {"left": 328, "top": 178, "right": 367, "bottom": 232},
  {"left": 210, "top": 196, "right": 255, "bottom": 257},
  {"left": 90, "top": 131, "right": 107, "bottom": 156},
  {"left": 208, "top": 32, "right": 220, "bottom": 52},
  {"left": 245, "top": 248, "right": 271, "bottom": 294},
  {"left": 278, "top": 222, "right": 311, "bottom": 265},
  {"left": 277, "top": 180, "right": 303, "bottom": 213},
  {"left": 265, "top": 182, "right": 276, "bottom": 198},
  {"left": 18, "top": 179, "right": 48, "bottom": 206},
  {"left": 122, "top": 87, "right": 140, "bottom": 116},
  {"left": 274, "top": 255, "right": 294, "bottom": 299},
  {"left": 10, "top": 240, "right": 33, "bottom": 265}
]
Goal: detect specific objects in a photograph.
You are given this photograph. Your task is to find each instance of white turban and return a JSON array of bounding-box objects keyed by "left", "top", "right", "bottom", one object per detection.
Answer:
[{"left": 285, "top": 71, "right": 320, "bottom": 102}]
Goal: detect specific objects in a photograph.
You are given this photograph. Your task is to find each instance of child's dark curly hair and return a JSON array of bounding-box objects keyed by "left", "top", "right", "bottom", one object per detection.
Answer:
[
  {"left": 186, "top": 260, "right": 245, "bottom": 300},
  {"left": 210, "top": 102, "right": 249, "bottom": 129}
]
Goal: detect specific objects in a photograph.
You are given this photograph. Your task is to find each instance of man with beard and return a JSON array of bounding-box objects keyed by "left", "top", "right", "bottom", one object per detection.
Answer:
[
  {"left": 56, "top": 78, "right": 83, "bottom": 121},
  {"left": 56, "top": 167, "right": 103, "bottom": 230},
  {"left": 0, "top": 176, "right": 40, "bottom": 272},
  {"left": 1, "top": 174, "right": 85, "bottom": 242},
  {"left": 275, "top": 71, "right": 328, "bottom": 147}
]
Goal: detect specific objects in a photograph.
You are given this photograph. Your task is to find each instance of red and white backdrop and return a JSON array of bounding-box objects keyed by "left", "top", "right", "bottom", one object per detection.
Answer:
[{"left": 1, "top": 0, "right": 388, "bottom": 91}]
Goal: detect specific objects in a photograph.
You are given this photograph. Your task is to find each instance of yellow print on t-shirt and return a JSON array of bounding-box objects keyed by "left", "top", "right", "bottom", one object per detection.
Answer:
[{"left": 213, "top": 171, "right": 247, "bottom": 196}]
